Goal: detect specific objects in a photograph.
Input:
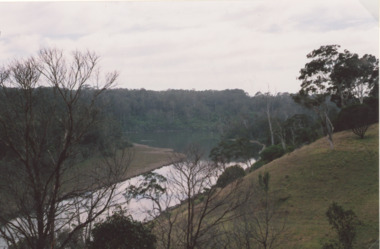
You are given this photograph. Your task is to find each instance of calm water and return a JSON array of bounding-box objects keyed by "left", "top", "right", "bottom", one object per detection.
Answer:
[{"left": 126, "top": 131, "right": 220, "bottom": 157}]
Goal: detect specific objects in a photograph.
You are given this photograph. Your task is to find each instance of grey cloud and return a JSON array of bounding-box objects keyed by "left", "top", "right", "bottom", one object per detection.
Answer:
[{"left": 291, "top": 6, "right": 377, "bottom": 32}]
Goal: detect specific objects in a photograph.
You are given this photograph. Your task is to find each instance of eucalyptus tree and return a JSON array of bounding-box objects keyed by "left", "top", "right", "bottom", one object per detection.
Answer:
[
  {"left": 0, "top": 48, "right": 131, "bottom": 249},
  {"left": 126, "top": 145, "right": 251, "bottom": 249},
  {"left": 295, "top": 45, "right": 340, "bottom": 149},
  {"left": 298, "top": 44, "right": 378, "bottom": 108}
]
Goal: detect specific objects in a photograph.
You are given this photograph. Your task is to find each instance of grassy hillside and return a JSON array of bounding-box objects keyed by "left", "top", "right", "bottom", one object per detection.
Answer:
[{"left": 244, "top": 124, "right": 379, "bottom": 248}]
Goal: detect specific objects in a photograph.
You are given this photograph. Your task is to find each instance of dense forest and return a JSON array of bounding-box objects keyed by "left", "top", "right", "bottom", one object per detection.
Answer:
[{"left": 100, "top": 89, "right": 323, "bottom": 142}]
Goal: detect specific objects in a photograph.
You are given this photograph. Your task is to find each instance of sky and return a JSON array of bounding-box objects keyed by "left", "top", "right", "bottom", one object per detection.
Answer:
[{"left": 0, "top": 0, "right": 378, "bottom": 96}]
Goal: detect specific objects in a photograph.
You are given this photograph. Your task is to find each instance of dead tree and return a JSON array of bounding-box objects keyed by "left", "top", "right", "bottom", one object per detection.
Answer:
[{"left": 0, "top": 48, "right": 131, "bottom": 249}]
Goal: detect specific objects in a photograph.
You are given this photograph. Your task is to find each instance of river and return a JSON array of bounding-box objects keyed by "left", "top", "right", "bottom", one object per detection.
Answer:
[{"left": 0, "top": 133, "right": 253, "bottom": 248}]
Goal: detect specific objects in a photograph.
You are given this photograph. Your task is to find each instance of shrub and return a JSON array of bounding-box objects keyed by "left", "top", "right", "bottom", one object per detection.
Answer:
[
  {"left": 250, "top": 160, "right": 267, "bottom": 172},
  {"left": 87, "top": 210, "right": 156, "bottom": 249},
  {"left": 260, "top": 144, "right": 285, "bottom": 162},
  {"left": 322, "top": 202, "right": 359, "bottom": 249},
  {"left": 216, "top": 165, "right": 246, "bottom": 188},
  {"left": 336, "top": 104, "right": 374, "bottom": 138}
]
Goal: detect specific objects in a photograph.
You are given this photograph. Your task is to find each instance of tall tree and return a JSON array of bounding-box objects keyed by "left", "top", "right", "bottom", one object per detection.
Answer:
[
  {"left": 299, "top": 45, "right": 378, "bottom": 108},
  {"left": 0, "top": 48, "right": 130, "bottom": 249}
]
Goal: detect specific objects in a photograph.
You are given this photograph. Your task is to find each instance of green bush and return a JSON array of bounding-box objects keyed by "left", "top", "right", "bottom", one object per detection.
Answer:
[
  {"left": 250, "top": 160, "right": 267, "bottom": 172},
  {"left": 322, "top": 202, "right": 359, "bottom": 249},
  {"left": 260, "top": 145, "right": 285, "bottom": 162},
  {"left": 216, "top": 165, "right": 246, "bottom": 188},
  {"left": 336, "top": 104, "right": 374, "bottom": 138},
  {"left": 87, "top": 210, "right": 156, "bottom": 249}
]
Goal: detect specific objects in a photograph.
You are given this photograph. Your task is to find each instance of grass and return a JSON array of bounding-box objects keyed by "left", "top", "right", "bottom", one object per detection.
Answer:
[{"left": 242, "top": 124, "right": 379, "bottom": 248}]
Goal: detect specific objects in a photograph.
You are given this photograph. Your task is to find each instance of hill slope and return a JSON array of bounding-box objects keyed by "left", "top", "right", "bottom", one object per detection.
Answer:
[{"left": 245, "top": 124, "right": 379, "bottom": 248}]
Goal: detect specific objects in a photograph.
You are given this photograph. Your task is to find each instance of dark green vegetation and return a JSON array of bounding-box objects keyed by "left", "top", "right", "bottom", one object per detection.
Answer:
[
  {"left": 336, "top": 104, "right": 374, "bottom": 138},
  {"left": 88, "top": 209, "right": 156, "bottom": 249},
  {"left": 293, "top": 44, "right": 379, "bottom": 149},
  {"left": 210, "top": 137, "right": 262, "bottom": 166},
  {"left": 322, "top": 202, "right": 359, "bottom": 249},
  {"left": 216, "top": 165, "right": 246, "bottom": 188},
  {"left": 101, "top": 89, "right": 314, "bottom": 135},
  {"left": 259, "top": 144, "right": 285, "bottom": 163}
]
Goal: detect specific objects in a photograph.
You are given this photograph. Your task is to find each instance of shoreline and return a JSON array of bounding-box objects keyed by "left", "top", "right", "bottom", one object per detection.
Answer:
[{"left": 120, "top": 143, "right": 184, "bottom": 181}]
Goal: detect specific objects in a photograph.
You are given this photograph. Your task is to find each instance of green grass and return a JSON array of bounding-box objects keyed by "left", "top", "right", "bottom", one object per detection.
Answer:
[{"left": 243, "top": 124, "right": 379, "bottom": 248}]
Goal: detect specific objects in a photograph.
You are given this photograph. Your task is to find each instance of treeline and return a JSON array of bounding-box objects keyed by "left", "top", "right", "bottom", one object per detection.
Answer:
[
  {"left": 99, "top": 88, "right": 254, "bottom": 132},
  {"left": 98, "top": 89, "right": 318, "bottom": 138}
]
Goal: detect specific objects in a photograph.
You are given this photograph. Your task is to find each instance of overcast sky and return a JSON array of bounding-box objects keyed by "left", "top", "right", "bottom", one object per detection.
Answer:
[{"left": 0, "top": 0, "right": 378, "bottom": 96}]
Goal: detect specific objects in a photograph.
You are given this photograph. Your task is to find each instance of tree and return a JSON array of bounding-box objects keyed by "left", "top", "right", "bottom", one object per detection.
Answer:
[
  {"left": 336, "top": 104, "right": 374, "bottom": 138},
  {"left": 210, "top": 137, "right": 260, "bottom": 169},
  {"left": 322, "top": 202, "right": 359, "bottom": 249},
  {"left": 87, "top": 209, "right": 156, "bottom": 249},
  {"left": 265, "top": 92, "right": 275, "bottom": 146},
  {"left": 249, "top": 172, "right": 287, "bottom": 249},
  {"left": 259, "top": 145, "right": 285, "bottom": 163},
  {"left": 0, "top": 48, "right": 130, "bottom": 249},
  {"left": 282, "top": 114, "right": 318, "bottom": 147},
  {"left": 298, "top": 45, "right": 378, "bottom": 107},
  {"left": 296, "top": 45, "right": 378, "bottom": 148},
  {"left": 126, "top": 145, "right": 250, "bottom": 249},
  {"left": 211, "top": 172, "right": 287, "bottom": 249},
  {"left": 216, "top": 165, "right": 246, "bottom": 188},
  {"left": 125, "top": 172, "right": 179, "bottom": 249},
  {"left": 332, "top": 52, "right": 378, "bottom": 105}
]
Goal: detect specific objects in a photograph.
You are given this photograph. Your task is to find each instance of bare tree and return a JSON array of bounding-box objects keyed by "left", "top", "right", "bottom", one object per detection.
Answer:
[
  {"left": 248, "top": 172, "right": 287, "bottom": 249},
  {"left": 0, "top": 48, "right": 131, "bottom": 249},
  {"left": 208, "top": 172, "right": 287, "bottom": 249},
  {"left": 126, "top": 145, "right": 250, "bottom": 249}
]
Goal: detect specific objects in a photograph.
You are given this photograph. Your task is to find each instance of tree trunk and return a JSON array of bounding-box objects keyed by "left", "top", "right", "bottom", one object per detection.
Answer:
[
  {"left": 266, "top": 105, "right": 274, "bottom": 146},
  {"left": 325, "top": 112, "right": 334, "bottom": 150}
]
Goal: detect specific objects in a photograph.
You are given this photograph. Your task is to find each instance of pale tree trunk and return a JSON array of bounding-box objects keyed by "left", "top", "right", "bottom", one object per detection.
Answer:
[
  {"left": 325, "top": 112, "right": 334, "bottom": 150},
  {"left": 266, "top": 95, "right": 275, "bottom": 146},
  {"left": 314, "top": 106, "right": 334, "bottom": 150}
]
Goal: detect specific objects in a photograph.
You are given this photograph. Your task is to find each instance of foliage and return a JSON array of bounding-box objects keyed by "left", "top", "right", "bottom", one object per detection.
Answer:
[
  {"left": 87, "top": 210, "right": 156, "bottom": 249},
  {"left": 336, "top": 104, "right": 374, "bottom": 138},
  {"left": 260, "top": 144, "right": 285, "bottom": 162},
  {"left": 210, "top": 137, "right": 260, "bottom": 167},
  {"left": 258, "top": 172, "right": 270, "bottom": 192},
  {"left": 103, "top": 88, "right": 253, "bottom": 132},
  {"left": 125, "top": 172, "right": 167, "bottom": 201},
  {"left": 216, "top": 165, "right": 246, "bottom": 188},
  {"left": 298, "top": 44, "right": 378, "bottom": 108},
  {"left": 250, "top": 159, "right": 267, "bottom": 171},
  {"left": 126, "top": 146, "right": 250, "bottom": 249},
  {"left": 282, "top": 114, "right": 320, "bottom": 146},
  {"left": 322, "top": 202, "right": 359, "bottom": 249},
  {"left": 295, "top": 44, "right": 378, "bottom": 148}
]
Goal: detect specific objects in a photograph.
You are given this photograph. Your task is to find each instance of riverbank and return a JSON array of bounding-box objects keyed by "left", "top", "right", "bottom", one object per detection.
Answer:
[{"left": 125, "top": 143, "right": 182, "bottom": 179}]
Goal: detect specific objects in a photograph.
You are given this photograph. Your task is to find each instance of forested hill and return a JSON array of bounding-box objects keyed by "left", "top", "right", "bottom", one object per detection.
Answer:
[{"left": 99, "top": 89, "right": 315, "bottom": 134}]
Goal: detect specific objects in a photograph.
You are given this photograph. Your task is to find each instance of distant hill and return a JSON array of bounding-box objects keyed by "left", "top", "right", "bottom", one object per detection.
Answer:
[{"left": 244, "top": 124, "right": 379, "bottom": 248}]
